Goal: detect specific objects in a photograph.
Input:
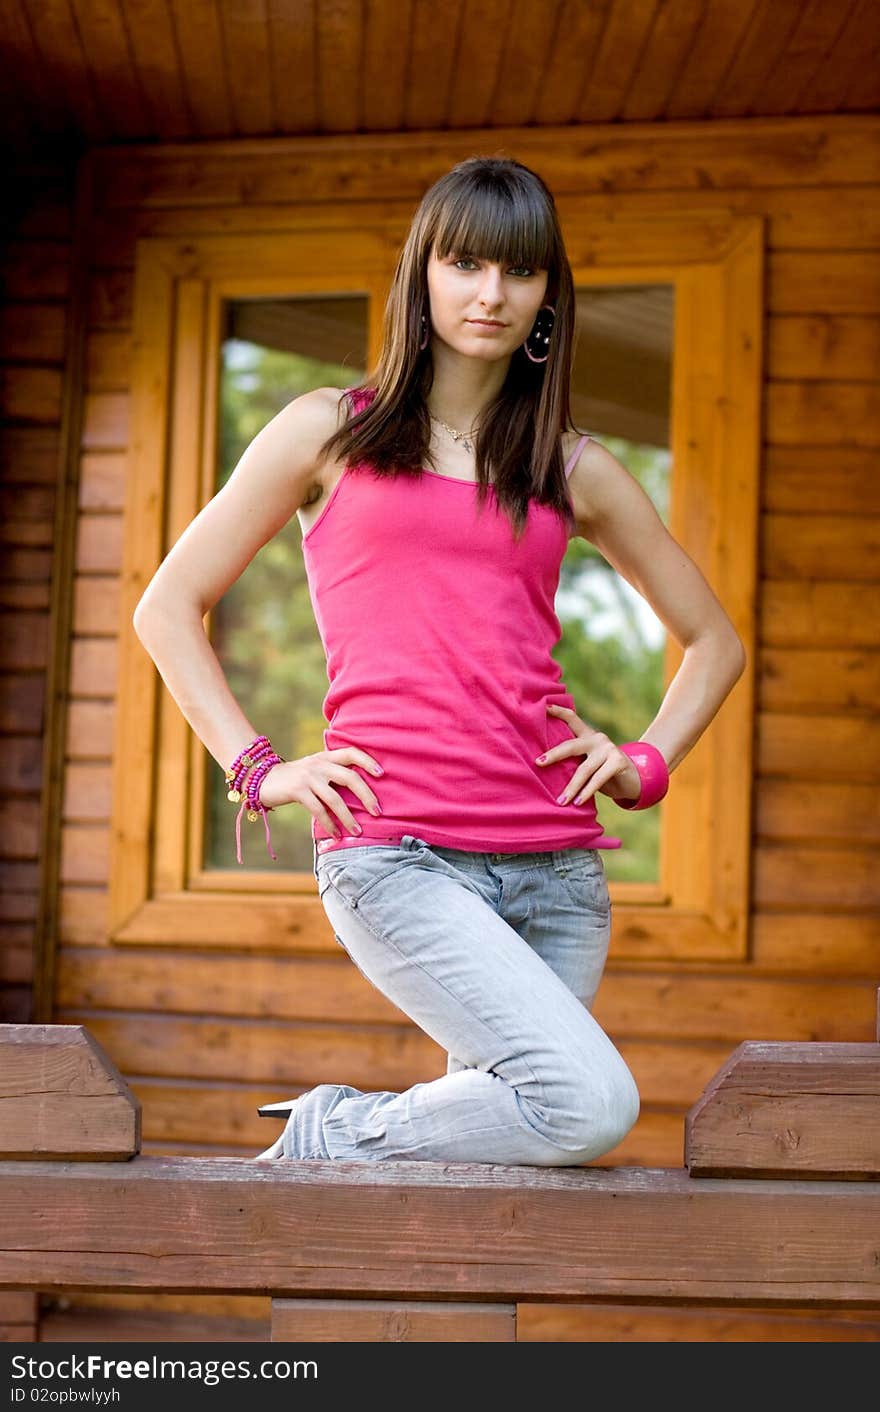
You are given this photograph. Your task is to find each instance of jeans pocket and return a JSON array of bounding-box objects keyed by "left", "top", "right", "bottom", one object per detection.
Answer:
[
  {"left": 551, "top": 848, "right": 611, "bottom": 916},
  {"left": 315, "top": 844, "right": 408, "bottom": 910}
]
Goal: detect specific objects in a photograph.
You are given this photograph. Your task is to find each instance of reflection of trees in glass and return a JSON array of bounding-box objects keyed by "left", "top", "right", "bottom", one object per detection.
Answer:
[
  {"left": 556, "top": 437, "right": 671, "bottom": 884},
  {"left": 206, "top": 341, "right": 672, "bottom": 885},
  {"left": 205, "top": 339, "right": 364, "bottom": 873}
]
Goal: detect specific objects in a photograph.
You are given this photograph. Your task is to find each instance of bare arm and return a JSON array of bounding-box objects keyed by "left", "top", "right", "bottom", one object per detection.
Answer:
[
  {"left": 567, "top": 438, "right": 746, "bottom": 776},
  {"left": 132, "top": 386, "right": 385, "bottom": 840}
]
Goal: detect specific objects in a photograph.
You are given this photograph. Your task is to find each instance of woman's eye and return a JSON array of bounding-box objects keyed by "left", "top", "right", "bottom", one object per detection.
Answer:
[{"left": 454, "top": 258, "right": 534, "bottom": 277}]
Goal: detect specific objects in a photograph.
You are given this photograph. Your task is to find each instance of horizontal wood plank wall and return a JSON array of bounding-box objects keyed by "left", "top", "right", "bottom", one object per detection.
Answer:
[
  {"left": 0, "top": 160, "right": 77, "bottom": 1346},
  {"left": 48, "top": 117, "right": 880, "bottom": 1343},
  {"left": 0, "top": 161, "right": 75, "bottom": 1030}
]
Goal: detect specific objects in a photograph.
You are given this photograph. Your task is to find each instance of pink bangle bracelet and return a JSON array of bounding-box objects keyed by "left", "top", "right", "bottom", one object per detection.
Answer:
[{"left": 614, "top": 740, "right": 669, "bottom": 811}]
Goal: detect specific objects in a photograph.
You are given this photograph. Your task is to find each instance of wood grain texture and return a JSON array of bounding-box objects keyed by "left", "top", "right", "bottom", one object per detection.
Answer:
[
  {"left": 82, "top": 185, "right": 880, "bottom": 274},
  {"left": 0, "top": 1290, "right": 38, "bottom": 1343},
  {"left": 0, "top": 1157, "right": 877, "bottom": 1307},
  {"left": 271, "top": 1296, "right": 516, "bottom": 1342},
  {"left": 33, "top": 1291, "right": 880, "bottom": 1343},
  {"left": 0, "top": 1024, "right": 139, "bottom": 1160},
  {"left": 89, "top": 118, "right": 880, "bottom": 208},
  {"left": 6, "top": 6, "right": 880, "bottom": 156},
  {"left": 686, "top": 1039, "right": 880, "bottom": 1178},
  {"left": 517, "top": 1299, "right": 880, "bottom": 1342},
  {"left": 36, "top": 1302, "right": 268, "bottom": 1343},
  {"left": 54, "top": 952, "right": 880, "bottom": 1043}
]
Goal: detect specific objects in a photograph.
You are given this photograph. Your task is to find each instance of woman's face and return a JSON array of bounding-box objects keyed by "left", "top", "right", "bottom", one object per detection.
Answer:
[{"left": 425, "top": 243, "right": 549, "bottom": 362}]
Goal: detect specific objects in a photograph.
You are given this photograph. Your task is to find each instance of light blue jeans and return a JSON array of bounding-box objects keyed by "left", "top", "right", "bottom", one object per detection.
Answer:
[{"left": 278, "top": 834, "right": 639, "bottom": 1167}]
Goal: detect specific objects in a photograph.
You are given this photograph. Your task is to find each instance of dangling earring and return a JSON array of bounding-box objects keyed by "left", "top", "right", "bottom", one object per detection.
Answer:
[
  {"left": 523, "top": 303, "right": 555, "bottom": 363},
  {"left": 419, "top": 309, "right": 430, "bottom": 351}
]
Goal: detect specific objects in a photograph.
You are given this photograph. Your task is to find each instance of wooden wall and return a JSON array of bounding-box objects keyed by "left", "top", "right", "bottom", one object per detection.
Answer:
[
  {"left": 11, "top": 117, "right": 880, "bottom": 1343},
  {"left": 0, "top": 157, "right": 77, "bottom": 1344},
  {"left": 0, "top": 161, "right": 75, "bottom": 1027}
]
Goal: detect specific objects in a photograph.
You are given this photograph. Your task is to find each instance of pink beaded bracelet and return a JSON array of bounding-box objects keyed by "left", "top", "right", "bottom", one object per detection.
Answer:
[
  {"left": 227, "top": 738, "right": 273, "bottom": 798},
  {"left": 614, "top": 740, "right": 669, "bottom": 811},
  {"left": 224, "top": 734, "right": 284, "bottom": 864}
]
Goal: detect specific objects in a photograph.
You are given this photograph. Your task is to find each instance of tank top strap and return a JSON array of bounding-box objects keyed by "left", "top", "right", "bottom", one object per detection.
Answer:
[{"left": 563, "top": 432, "right": 592, "bottom": 480}]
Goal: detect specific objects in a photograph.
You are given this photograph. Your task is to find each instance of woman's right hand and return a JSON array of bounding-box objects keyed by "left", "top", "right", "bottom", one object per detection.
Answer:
[{"left": 255, "top": 748, "right": 384, "bottom": 838}]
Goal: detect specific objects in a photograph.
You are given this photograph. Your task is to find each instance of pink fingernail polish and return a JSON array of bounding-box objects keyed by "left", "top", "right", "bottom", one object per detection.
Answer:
[{"left": 557, "top": 792, "right": 568, "bottom": 804}]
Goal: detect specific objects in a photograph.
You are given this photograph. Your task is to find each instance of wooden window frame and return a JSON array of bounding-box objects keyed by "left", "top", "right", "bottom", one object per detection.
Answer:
[{"left": 111, "top": 206, "right": 762, "bottom": 962}]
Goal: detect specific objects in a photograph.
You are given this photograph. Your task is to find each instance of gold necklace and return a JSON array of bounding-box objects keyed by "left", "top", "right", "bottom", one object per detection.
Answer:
[{"left": 430, "top": 414, "right": 478, "bottom": 455}]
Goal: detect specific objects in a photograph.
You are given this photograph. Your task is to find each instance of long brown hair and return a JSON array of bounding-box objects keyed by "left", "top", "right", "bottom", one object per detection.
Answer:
[{"left": 317, "top": 154, "right": 582, "bottom": 540}]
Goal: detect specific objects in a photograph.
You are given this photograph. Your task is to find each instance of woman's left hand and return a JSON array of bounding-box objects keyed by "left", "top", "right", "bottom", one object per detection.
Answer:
[{"left": 537, "top": 704, "right": 641, "bottom": 806}]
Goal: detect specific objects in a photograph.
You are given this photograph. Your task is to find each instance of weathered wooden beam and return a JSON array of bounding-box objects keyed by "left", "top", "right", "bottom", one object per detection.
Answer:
[
  {"left": 0, "top": 1024, "right": 139, "bottom": 1160},
  {"left": 0, "top": 1157, "right": 877, "bottom": 1309},
  {"left": 271, "top": 1298, "right": 516, "bottom": 1342},
  {"left": 685, "top": 1041, "right": 880, "bottom": 1179},
  {"left": 88, "top": 117, "right": 880, "bottom": 210}
]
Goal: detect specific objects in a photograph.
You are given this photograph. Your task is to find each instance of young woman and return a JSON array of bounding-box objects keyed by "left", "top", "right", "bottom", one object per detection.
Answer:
[{"left": 133, "top": 156, "right": 746, "bottom": 1167}]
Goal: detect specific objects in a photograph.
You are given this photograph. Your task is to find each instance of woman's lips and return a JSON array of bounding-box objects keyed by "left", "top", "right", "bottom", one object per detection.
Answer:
[{"left": 468, "top": 319, "right": 506, "bottom": 329}]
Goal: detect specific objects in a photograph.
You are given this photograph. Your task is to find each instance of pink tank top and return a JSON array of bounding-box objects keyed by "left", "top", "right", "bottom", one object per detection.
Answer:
[{"left": 302, "top": 386, "right": 622, "bottom": 857}]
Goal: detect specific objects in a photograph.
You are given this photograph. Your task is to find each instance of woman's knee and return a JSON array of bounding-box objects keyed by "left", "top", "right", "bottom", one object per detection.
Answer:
[
  {"left": 535, "top": 1052, "right": 641, "bottom": 1162},
  {"left": 586, "top": 1061, "right": 640, "bottom": 1157}
]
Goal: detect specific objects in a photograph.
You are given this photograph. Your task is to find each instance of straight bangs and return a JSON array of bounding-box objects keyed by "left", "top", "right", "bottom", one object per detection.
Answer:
[{"left": 430, "top": 181, "right": 557, "bottom": 276}]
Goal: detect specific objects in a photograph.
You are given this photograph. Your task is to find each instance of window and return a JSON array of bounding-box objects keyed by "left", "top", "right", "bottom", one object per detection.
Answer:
[
  {"left": 561, "top": 283, "right": 674, "bottom": 886},
  {"left": 112, "top": 211, "right": 760, "bottom": 961},
  {"left": 204, "top": 297, "right": 368, "bottom": 874}
]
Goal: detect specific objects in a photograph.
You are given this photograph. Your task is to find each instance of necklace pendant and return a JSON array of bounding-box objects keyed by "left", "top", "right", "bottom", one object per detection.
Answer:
[{"left": 430, "top": 414, "right": 476, "bottom": 454}]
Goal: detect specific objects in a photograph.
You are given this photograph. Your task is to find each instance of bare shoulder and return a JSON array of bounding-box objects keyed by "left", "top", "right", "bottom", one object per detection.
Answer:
[
  {"left": 564, "top": 434, "right": 639, "bottom": 540},
  {"left": 286, "top": 383, "right": 351, "bottom": 455},
  {"left": 302, "top": 383, "right": 352, "bottom": 432},
  {"left": 289, "top": 384, "right": 357, "bottom": 527},
  {"left": 283, "top": 384, "right": 353, "bottom": 509},
  {"left": 132, "top": 385, "right": 355, "bottom": 620}
]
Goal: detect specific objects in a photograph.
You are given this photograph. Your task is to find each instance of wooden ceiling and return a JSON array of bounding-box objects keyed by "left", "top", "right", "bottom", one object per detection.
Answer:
[{"left": 1, "top": 0, "right": 878, "bottom": 161}]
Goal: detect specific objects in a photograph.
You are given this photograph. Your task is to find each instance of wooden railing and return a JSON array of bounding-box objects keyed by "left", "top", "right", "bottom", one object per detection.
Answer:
[{"left": 1, "top": 1001, "right": 878, "bottom": 1342}]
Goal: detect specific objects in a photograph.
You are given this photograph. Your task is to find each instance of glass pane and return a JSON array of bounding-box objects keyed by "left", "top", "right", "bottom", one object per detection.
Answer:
[
  {"left": 558, "top": 284, "right": 674, "bottom": 884},
  {"left": 204, "top": 296, "right": 368, "bottom": 872}
]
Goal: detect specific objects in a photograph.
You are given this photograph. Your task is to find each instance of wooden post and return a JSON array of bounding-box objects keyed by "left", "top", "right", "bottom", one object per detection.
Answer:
[
  {"left": 685, "top": 1033, "right": 880, "bottom": 1179},
  {"left": 0, "top": 1024, "right": 139, "bottom": 1161}
]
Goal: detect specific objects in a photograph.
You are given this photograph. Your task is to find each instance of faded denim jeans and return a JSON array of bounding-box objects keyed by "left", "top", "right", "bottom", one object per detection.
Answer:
[{"left": 271, "top": 834, "right": 639, "bottom": 1167}]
